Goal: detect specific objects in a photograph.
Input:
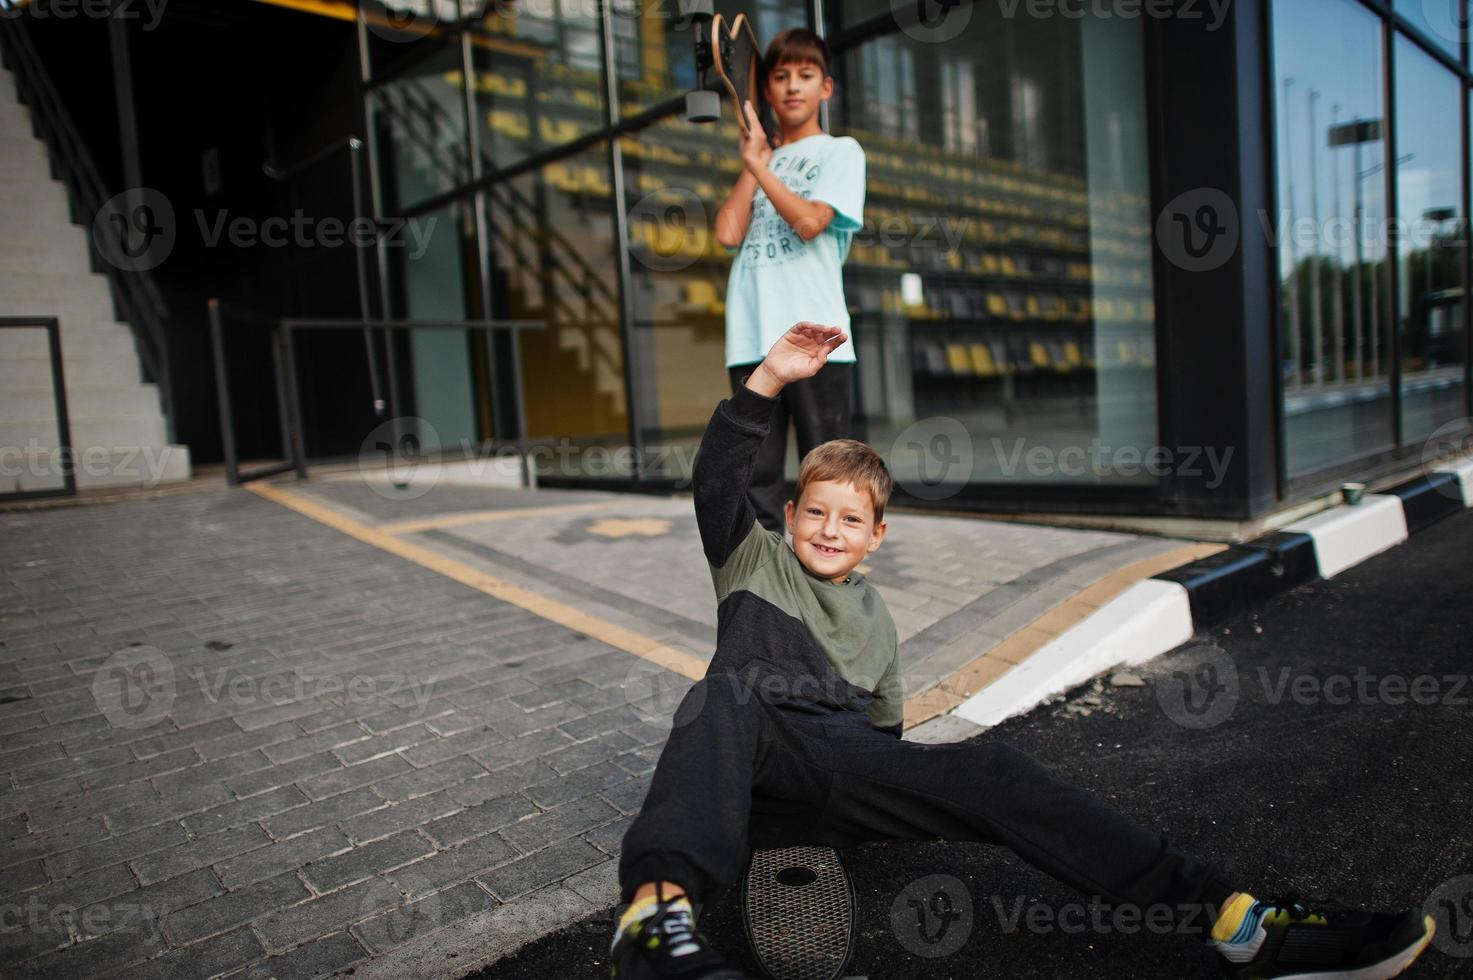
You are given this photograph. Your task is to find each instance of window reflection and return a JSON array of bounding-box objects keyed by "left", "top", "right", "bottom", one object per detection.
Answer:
[
  {"left": 469, "top": 3, "right": 607, "bottom": 168},
  {"left": 1394, "top": 36, "right": 1467, "bottom": 442},
  {"left": 1273, "top": 0, "right": 1395, "bottom": 477},
  {"left": 483, "top": 144, "right": 629, "bottom": 455},
  {"left": 833, "top": 7, "right": 1159, "bottom": 487},
  {"left": 372, "top": 40, "right": 470, "bottom": 213},
  {"left": 1393, "top": 0, "right": 1464, "bottom": 61}
]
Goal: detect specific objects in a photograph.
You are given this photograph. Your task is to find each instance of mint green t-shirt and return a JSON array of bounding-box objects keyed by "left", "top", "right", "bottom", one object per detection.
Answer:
[{"left": 725, "top": 132, "right": 866, "bottom": 368}]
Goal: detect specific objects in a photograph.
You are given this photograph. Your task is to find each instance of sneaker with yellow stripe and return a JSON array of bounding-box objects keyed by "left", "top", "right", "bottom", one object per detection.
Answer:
[
  {"left": 1212, "top": 892, "right": 1435, "bottom": 979},
  {"left": 609, "top": 885, "right": 742, "bottom": 980}
]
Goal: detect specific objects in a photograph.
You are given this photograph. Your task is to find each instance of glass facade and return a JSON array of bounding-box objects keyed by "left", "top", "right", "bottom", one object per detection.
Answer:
[
  {"left": 1272, "top": 0, "right": 1396, "bottom": 476},
  {"left": 1273, "top": 0, "right": 1471, "bottom": 480},
  {"left": 1394, "top": 35, "right": 1467, "bottom": 442},
  {"left": 830, "top": 5, "right": 1158, "bottom": 490},
  {"left": 359, "top": 0, "right": 1471, "bottom": 508}
]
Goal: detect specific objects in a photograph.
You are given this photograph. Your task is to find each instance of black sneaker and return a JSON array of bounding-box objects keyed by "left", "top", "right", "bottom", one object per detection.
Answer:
[
  {"left": 609, "top": 893, "right": 743, "bottom": 980},
  {"left": 1215, "top": 893, "right": 1435, "bottom": 979}
]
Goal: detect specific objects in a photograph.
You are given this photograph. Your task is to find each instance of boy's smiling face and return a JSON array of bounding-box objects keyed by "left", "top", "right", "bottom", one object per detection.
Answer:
[
  {"left": 784, "top": 479, "right": 887, "bottom": 585},
  {"left": 765, "top": 58, "right": 833, "bottom": 133}
]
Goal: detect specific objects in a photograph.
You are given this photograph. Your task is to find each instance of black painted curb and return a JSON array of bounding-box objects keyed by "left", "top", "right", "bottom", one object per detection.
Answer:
[{"left": 1151, "top": 472, "right": 1467, "bottom": 630}]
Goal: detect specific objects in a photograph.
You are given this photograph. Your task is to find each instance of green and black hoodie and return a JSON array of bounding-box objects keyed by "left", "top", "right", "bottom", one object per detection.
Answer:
[{"left": 693, "top": 379, "right": 904, "bottom": 738}]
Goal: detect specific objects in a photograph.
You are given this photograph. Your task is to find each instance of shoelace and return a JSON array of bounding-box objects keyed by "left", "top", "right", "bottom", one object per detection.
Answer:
[
  {"left": 648, "top": 906, "right": 701, "bottom": 956},
  {"left": 1264, "top": 893, "right": 1311, "bottom": 919}
]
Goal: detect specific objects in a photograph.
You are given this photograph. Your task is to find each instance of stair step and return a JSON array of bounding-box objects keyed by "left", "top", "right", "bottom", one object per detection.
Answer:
[
  {"left": 0, "top": 278, "right": 119, "bottom": 323},
  {"left": 0, "top": 235, "right": 98, "bottom": 272},
  {"left": 0, "top": 354, "right": 142, "bottom": 388},
  {"left": 0, "top": 322, "right": 135, "bottom": 357},
  {"left": 0, "top": 443, "right": 193, "bottom": 494},
  {"left": 0, "top": 414, "right": 168, "bottom": 450},
  {"left": 0, "top": 136, "right": 50, "bottom": 178},
  {"left": 3, "top": 384, "right": 162, "bottom": 418},
  {"left": 0, "top": 62, "right": 191, "bottom": 491}
]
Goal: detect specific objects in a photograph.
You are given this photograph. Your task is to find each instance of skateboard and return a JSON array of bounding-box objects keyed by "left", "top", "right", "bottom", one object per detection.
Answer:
[
  {"left": 683, "top": 0, "right": 762, "bottom": 134},
  {"left": 741, "top": 844, "right": 856, "bottom": 980}
]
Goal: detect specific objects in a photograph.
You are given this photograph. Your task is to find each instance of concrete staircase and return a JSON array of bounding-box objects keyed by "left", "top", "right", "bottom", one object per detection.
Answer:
[{"left": 0, "top": 66, "right": 190, "bottom": 495}]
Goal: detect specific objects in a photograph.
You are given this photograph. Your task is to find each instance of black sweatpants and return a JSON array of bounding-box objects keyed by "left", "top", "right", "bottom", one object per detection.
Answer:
[
  {"left": 726, "top": 361, "right": 854, "bottom": 534},
  {"left": 617, "top": 662, "right": 1237, "bottom": 922}
]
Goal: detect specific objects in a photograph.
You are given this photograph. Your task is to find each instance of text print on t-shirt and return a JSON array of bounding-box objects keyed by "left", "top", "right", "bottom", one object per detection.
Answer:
[{"left": 743, "top": 152, "right": 825, "bottom": 268}]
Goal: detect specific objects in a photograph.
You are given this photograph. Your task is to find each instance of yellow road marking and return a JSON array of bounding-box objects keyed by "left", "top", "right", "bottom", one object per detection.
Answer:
[
  {"left": 250, "top": 482, "right": 1221, "bottom": 737},
  {"left": 378, "top": 500, "right": 617, "bottom": 535},
  {"left": 246, "top": 483, "right": 709, "bottom": 681}
]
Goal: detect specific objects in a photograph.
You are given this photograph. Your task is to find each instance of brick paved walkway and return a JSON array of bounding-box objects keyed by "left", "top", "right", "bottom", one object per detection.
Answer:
[{"left": 0, "top": 473, "right": 1202, "bottom": 978}]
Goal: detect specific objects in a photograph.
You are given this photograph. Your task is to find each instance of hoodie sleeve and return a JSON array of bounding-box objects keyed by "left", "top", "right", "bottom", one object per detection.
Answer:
[
  {"left": 694, "top": 378, "right": 784, "bottom": 596},
  {"left": 866, "top": 643, "right": 904, "bottom": 739}
]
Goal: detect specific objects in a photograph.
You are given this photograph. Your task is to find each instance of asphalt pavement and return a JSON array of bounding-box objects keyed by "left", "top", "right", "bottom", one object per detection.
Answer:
[{"left": 471, "top": 507, "right": 1473, "bottom": 979}]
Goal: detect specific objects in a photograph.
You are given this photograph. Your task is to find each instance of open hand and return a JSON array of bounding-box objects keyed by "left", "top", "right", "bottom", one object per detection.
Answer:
[
  {"left": 760, "top": 322, "right": 847, "bottom": 385},
  {"left": 738, "top": 101, "right": 772, "bottom": 172}
]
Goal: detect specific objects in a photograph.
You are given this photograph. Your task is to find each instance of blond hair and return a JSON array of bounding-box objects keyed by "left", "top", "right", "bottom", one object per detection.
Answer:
[{"left": 793, "top": 439, "right": 893, "bottom": 524}]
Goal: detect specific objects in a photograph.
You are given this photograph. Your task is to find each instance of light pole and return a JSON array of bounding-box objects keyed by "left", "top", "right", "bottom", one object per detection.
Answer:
[
  {"left": 1308, "top": 88, "right": 1323, "bottom": 387},
  {"left": 1329, "top": 116, "right": 1383, "bottom": 383},
  {"left": 1284, "top": 78, "right": 1301, "bottom": 388}
]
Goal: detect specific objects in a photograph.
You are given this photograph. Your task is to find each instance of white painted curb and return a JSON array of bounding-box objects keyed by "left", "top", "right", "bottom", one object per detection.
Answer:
[
  {"left": 953, "top": 579, "right": 1193, "bottom": 729},
  {"left": 1434, "top": 457, "right": 1473, "bottom": 507},
  {"left": 1281, "top": 494, "right": 1408, "bottom": 578},
  {"left": 949, "top": 456, "right": 1473, "bottom": 732}
]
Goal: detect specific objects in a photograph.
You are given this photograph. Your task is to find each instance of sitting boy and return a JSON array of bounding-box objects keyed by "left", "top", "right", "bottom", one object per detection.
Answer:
[{"left": 609, "top": 322, "right": 1435, "bottom": 980}]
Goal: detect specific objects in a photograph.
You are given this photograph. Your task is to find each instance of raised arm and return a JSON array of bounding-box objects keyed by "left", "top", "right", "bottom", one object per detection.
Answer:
[
  {"left": 692, "top": 324, "right": 848, "bottom": 569},
  {"left": 691, "top": 377, "right": 779, "bottom": 568}
]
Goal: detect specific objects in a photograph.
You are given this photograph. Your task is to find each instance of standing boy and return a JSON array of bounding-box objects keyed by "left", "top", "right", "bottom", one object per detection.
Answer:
[{"left": 715, "top": 27, "right": 864, "bottom": 534}]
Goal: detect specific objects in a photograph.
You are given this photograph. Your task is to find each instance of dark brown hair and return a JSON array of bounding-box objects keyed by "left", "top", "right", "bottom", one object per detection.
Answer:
[
  {"left": 794, "top": 439, "right": 893, "bottom": 525},
  {"left": 763, "top": 27, "right": 831, "bottom": 78}
]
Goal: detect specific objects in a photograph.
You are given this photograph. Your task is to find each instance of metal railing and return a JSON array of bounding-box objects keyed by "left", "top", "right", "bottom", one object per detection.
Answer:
[
  {"left": 1, "top": 316, "right": 77, "bottom": 502},
  {"left": 263, "top": 136, "right": 390, "bottom": 417},
  {"left": 208, "top": 299, "right": 544, "bottom": 489},
  {"left": 0, "top": 14, "right": 174, "bottom": 441}
]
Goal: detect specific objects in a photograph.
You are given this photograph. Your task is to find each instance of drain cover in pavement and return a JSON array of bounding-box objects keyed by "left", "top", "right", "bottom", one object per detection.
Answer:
[{"left": 742, "top": 845, "right": 855, "bottom": 980}]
